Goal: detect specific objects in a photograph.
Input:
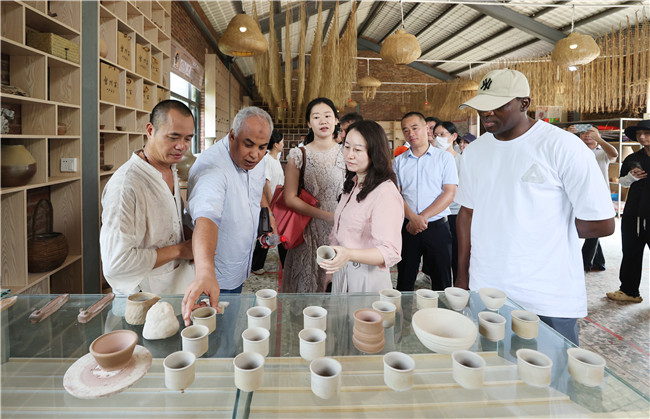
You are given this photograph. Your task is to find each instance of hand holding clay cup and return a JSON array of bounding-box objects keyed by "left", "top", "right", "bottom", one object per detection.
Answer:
[
  {"left": 444, "top": 287, "right": 470, "bottom": 311},
  {"left": 299, "top": 328, "right": 327, "bottom": 361},
  {"left": 233, "top": 352, "right": 265, "bottom": 392},
  {"left": 181, "top": 325, "right": 209, "bottom": 358},
  {"left": 247, "top": 306, "right": 272, "bottom": 330},
  {"left": 89, "top": 330, "right": 138, "bottom": 371},
  {"left": 567, "top": 347, "right": 606, "bottom": 387},
  {"left": 478, "top": 287, "right": 507, "bottom": 311},
  {"left": 164, "top": 351, "right": 196, "bottom": 391},
  {"left": 452, "top": 350, "right": 486, "bottom": 389},
  {"left": 303, "top": 306, "right": 327, "bottom": 331},
  {"left": 517, "top": 348, "right": 553, "bottom": 387},
  {"left": 383, "top": 351, "right": 415, "bottom": 391},
  {"left": 372, "top": 300, "right": 397, "bottom": 328},
  {"left": 255, "top": 289, "right": 277, "bottom": 311},
  {"left": 190, "top": 306, "right": 217, "bottom": 334},
  {"left": 416, "top": 289, "right": 439, "bottom": 310},
  {"left": 511, "top": 310, "right": 540, "bottom": 339},
  {"left": 242, "top": 327, "right": 270, "bottom": 357},
  {"left": 478, "top": 311, "right": 506, "bottom": 342},
  {"left": 310, "top": 357, "right": 342, "bottom": 399},
  {"left": 379, "top": 288, "right": 402, "bottom": 310},
  {"left": 316, "top": 245, "right": 336, "bottom": 265}
]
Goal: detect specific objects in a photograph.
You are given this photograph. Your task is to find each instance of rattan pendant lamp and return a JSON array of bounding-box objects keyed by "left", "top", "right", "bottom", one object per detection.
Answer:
[
  {"left": 380, "top": 0, "right": 421, "bottom": 65},
  {"left": 218, "top": 14, "right": 268, "bottom": 57},
  {"left": 358, "top": 59, "right": 381, "bottom": 101},
  {"left": 551, "top": 5, "right": 600, "bottom": 71}
]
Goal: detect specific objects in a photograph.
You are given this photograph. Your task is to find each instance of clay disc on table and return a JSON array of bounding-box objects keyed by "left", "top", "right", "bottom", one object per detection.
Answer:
[{"left": 63, "top": 345, "right": 152, "bottom": 399}]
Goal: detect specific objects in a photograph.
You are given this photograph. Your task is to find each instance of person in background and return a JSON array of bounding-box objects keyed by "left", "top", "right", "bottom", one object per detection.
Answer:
[
  {"left": 458, "top": 133, "right": 476, "bottom": 153},
  {"left": 280, "top": 97, "right": 346, "bottom": 293},
  {"left": 394, "top": 112, "right": 457, "bottom": 292},
  {"left": 455, "top": 69, "right": 615, "bottom": 344},
  {"left": 182, "top": 106, "right": 274, "bottom": 325},
  {"left": 425, "top": 116, "right": 441, "bottom": 147},
  {"left": 339, "top": 112, "right": 364, "bottom": 142},
  {"left": 252, "top": 129, "right": 287, "bottom": 275},
  {"left": 607, "top": 119, "right": 650, "bottom": 303},
  {"left": 100, "top": 100, "right": 195, "bottom": 296},
  {"left": 571, "top": 124, "right": 619, "bottom": 272},
  {"left": 319, "top": 120, "right": 403, "bottom": 293}
]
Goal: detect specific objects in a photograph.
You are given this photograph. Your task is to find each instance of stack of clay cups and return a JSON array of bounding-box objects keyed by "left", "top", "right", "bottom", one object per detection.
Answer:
[{"left": 352, "top": 309, "right": 385, "bottom": 354}]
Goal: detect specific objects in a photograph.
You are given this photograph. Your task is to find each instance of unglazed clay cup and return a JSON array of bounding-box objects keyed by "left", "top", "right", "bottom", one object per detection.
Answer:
[
  {"left": 478, "top": 311, "right": 507, "bottom": 342},
  {"left": 478, "top": 287, "right": 507, "bottom": 311},
  {"left": 247, "top": 306, "right": 272, "bottom": 330},
  {"left": 242, "top": 327, "right": 270, "bottom": 357},
  {"left": 372, "top": 300, "right": 397, "bottom": 328},
  {"left": 89, "top": 330, "right": 138, "bottom": 371},
  {"left": 379, "top": 288, "right": 402, "bottom": 310},
  {"left": 353, "top": 309, "right": 384, "bottom": 335},
  {"left": 444, "top": 287, "right": 470, "bottom": 311},
  {"left": 383, "top": 351, "right": 415, "bottom": 391},
  {"left": 233, "top": 352, "right": 265, "bottom": 392},
  {"left": 316, "top": 245, "right": 336, "bottom": 265},
  {"left": 125, "top": 292, "right": 160, "bottom": 325},
  {"left": 303, "top": 306, "right": 328, "bottom": 331},
  {"left": 511, "top": 310, "right": 540, "bottom": 340},
  {"left": 416, "top": 289, "right": 439, "bottom": 310},
  {"left": 255, "top": 289, "right": 277, "bottom": 312},
  {"left": 299, "top": 328, "right": 327, "bottom": 362},
  {"left": 517, "top": 348, "right": 553, "bottom": 387},
  {"left": 181, "top": 324, "right": 209, "bottom": 358},
  {"left": 452, "top": 350, "right": 486, "bottom": 389},
  {"left": 191, "top": 306, "right": 217, "bottom": 334},
  {"left": 164, "top": 351, "right": 196, "bottom": 391},
  {"left": 310, "top": 357, "right": 342, "bottom": 400},
  {"left": 567, "top": 347, "right": 606, "bottom": 387}
]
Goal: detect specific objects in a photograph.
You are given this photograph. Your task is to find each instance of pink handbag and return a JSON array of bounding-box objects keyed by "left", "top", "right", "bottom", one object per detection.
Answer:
[{"left": 270, "top": 147, "right": 319, "bottom": 249}]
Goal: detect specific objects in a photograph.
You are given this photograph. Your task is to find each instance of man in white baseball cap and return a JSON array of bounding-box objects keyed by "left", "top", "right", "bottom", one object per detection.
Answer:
[{"left": 454, "top": 68, "right": 615, "bottom": 345}]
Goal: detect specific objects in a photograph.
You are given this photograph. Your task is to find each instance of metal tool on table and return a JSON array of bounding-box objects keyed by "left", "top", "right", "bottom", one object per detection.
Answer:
[
  {"left": 78, "top": 293, "right": 115, "bottom": 324},
  {"left": 29, "top": 294, "right": 70, "bottom": 323}
]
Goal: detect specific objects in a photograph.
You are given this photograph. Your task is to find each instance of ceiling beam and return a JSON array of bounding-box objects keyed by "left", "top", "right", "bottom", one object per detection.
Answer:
[
  {"left": 258, "top": 1, "right": 342, "bottom": 35},
  {"left": 357, "top": 37, "right": 454, "bottom": 81},
  {"left": 450, "top": 39, "right": 540, "bottom": 77},
  {"left": 465, "top": 4, "right": 565, "bottom": 44},
  {"left": 357, "top": 1, "right": 385, "bottom": 37},
  {"left": 420, "top": 15, "right": 487, "bottom": 58},
  {"left": 271, "top": 1, "right": 282, "bottom": 53},
  {"left": 558, "top": 0, "right": 640, "bottom": 31},
  {"left": 378, "top": 2, "right": 421, "bottom": 44},
  {"left": 230, "top": 0, "right": 243, "bottom": 15},
  {"left": 415, "top": 4, "right": 455, "bottom": 38}
]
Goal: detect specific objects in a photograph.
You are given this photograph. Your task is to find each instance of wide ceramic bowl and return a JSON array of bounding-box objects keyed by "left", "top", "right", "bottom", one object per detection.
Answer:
[
  {"left": 89, "top": 330, "right": 138, "bottom": 371},
  {"left": 478, "top": 287, "right": 507, "bottom": 310},
  {"left": 412, "top": 308, "right": 477, "bottom": 354}
]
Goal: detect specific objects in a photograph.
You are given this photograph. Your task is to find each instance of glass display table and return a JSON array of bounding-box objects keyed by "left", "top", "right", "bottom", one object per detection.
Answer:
[{"left": 1, "top": 292, "right": 648, "bottom": 417}]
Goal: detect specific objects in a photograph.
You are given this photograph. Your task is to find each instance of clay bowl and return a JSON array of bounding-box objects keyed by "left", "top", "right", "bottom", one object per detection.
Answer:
[
  {"left": 89, "top": 330, "right": 138, "bottom": 371},
  {"left": 412, "top": 308, "right": 477, "bottom": 354},
  {"left": 353, "top": 309, "right": 383, "bottom": 335},
  {"left": 101, "top": 164, "right": 114, "bottom": 171},
  {"left": 478, "top": 287, "right": 507, "bottom": 310}
]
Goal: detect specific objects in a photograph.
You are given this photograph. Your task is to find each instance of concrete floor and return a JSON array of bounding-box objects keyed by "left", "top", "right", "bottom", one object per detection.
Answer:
[{"left": 244, "top": 217, "right": 649, "bottom": 397}]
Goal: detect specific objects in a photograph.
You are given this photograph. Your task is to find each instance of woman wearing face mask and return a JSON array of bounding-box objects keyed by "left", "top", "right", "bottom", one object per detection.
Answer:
[
  {"left": 318, "top": 120, "right": 404, "bottom": 293},
  {"left": 280, "top": 97, "right": 346, "bottom": 293},
  {"left": 433, "top": 121, "right": 461, "bottom": 283}
]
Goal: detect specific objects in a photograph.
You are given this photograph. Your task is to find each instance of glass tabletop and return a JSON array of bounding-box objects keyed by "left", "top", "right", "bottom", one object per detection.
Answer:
[{"left": 1, "top": 292, "right": 648, "bottom": 417}]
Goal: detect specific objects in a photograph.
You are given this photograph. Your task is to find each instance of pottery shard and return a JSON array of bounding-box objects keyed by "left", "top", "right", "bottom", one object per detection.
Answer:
[{"left": 142, "top": 302, "right": 180, "bottom": 340}]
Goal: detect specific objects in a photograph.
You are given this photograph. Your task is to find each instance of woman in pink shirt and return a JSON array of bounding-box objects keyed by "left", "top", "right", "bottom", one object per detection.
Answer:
[{"left": 319, "top": 120, "right": 404, "bottom": 293}]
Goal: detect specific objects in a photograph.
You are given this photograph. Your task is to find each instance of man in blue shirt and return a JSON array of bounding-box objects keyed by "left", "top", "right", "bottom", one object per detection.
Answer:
[
  {"left": 182, "top": 106, "right": 274, "bottom": 326},
  {"left": 393, "top": 112, "right": 458, "bottom": 291}
]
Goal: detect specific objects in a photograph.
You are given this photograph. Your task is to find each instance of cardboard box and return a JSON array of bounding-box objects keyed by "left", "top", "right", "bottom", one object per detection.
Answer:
[
  {"left": 143, "top": 84, "right": 153, "bottom": 111},
  {"left": 136, "top": 43, "right": 150, "bottom": 78},
  {"left": 118, "top": 31, "right": 131, "bottom": 70},
  {"left": 157, "top": 87, "right": 166, "bottom": 104},
  {"left": 125, "top": 77, "right": 135, "bottom": 108},
  {"left": 100, "top": 62, "right": 120, "bottom": 104},
  {"left": 150, "top": 56, "right": 160, "bottom": 83}
]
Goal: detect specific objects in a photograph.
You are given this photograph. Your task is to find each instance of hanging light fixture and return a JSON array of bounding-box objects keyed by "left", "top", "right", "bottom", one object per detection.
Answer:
[
  {"left": 218, "top": 14, "right": 268, "bottom": 57},
  {"left": 358, "top": 59, "right": 381, "bottom": 101},
  {"left": 551, "top": 5, "right": 600, "bottom": 70},
  {"left": 423, "top": 84, "right": 432, "bottom": 111},
  {"left": 380, "top": 1, "right": 421, "bottom": 65},
  {"left": 459, "top": 63, "right": 478, "bottom": 91}
]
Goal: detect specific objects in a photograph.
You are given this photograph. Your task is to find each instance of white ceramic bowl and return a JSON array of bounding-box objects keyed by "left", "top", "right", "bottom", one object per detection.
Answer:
[
  {"left": 478, "top": 287, "right": 507, "bottom": 310},
  {"left": 567, "top": 347, "right": 606, "bottom": 387},
  {"left": 444, "top": 287, "right": 470, "bottom": 311},
  {"left": 412, "top": 308, "right": 477, "bottom": 354}
]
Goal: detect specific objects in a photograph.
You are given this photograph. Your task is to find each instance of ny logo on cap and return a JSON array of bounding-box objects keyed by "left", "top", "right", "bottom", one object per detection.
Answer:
[{"left": 480, "top": 78, "right": 493, "bottom": 91}]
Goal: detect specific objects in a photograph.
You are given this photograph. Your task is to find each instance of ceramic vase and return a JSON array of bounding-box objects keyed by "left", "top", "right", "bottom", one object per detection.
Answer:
[
  {"left": 1, "top": 145, "right": 37, "bottom": 187},
  {"left": 176, "top": 149, "right": 197, "bottom": 182},
  {"left": 125, "top": 292, "right": 160, "bottom": 325}
]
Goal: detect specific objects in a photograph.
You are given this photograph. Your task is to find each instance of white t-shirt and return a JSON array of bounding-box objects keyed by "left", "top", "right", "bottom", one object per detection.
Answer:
[
  {"left": 592, "top": 146, "right": 610, "bottom": 186},
  {"left": 455, "top": 120, "right": 615, "bottom": 318},
  {"left": 264, "top": 153, "right": 284, "bottom": 193}
]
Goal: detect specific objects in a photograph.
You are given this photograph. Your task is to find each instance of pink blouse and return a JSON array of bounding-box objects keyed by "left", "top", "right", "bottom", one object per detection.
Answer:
[{"left": 330, "top": 179, "right": 404, "bottom": 269}]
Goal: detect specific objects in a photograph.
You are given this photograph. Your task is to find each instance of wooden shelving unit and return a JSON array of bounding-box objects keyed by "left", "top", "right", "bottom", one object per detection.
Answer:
[{"left": 95, "top": 0, "right": 171, "bottom": 291}]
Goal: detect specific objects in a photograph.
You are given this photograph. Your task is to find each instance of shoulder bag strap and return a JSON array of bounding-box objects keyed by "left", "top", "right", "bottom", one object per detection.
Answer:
[{"left": 298, "top": 146, "right": 307, "bottom": 194}]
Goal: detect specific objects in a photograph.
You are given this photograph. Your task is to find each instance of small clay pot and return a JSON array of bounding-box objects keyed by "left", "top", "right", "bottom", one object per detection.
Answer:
[
  {"left": 352, "top": 334, "right": 385, "bottom": 354},
  {"left": 444, "top": 287, "right": 470, "bottom": 311},
  {"left": 353, "top": 309, "right": 383, "bottom": 335},
  {"left": 478, "top": 287, "right": 507, "bottom": 311},
  {"left": 57, "top": 124, "right": 67, "bottom": 135},
  {"left": 125, "top": 292, "right": 160, "bottom": 325},
  {"left": 303, "top": 306, "right": 327, "bottom": 331},
  {"left": 89, "top": 330, "right": 138, "bottom": 371},
  {"left": 352, "top": 326, "right": 384, "bottom": 344},
  {"left": 1, "top": 145, "right": 37, "bottom": 187}
]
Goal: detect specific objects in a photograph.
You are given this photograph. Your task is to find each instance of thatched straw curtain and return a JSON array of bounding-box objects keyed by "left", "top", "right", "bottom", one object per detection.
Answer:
[
  {"left": 284, "top": 4, "right": 292, "bottom": 113},
  {"left": 268, "top": 0, "right": 283, "bottom": 109},
  {"left": 338, "top": 2, "right": 358, "bottom": 111},
  {"left": 252, "top": 2, "right": 272, "bottom": 111},
  {"left": 320, "top": 2, "right": 340, "bottom": 105},
  {"left": 295, "top": 2, "right": 307, "bottom": 123},
  {"left": 306, "top": 2, "right": 324, "bottom": 103}
]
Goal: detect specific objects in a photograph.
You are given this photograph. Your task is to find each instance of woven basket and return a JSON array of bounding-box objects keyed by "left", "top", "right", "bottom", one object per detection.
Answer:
[
  {"left": 28, "top": 199, "right": 68, "bottom": 273},
  {"left": 26, "top": 32, "right": 79, "bottom": 64}
]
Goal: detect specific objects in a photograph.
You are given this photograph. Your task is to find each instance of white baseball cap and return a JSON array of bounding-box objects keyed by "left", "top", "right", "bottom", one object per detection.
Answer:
[{"left": 459, "top": 69, "right": 530, "bottom": 111}]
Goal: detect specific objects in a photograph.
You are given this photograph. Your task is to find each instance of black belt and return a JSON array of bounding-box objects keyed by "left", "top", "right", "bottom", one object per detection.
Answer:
[{"left": 404, "top": 216, "right": 448, "bottom": 228}]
